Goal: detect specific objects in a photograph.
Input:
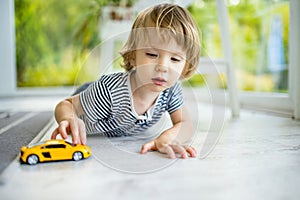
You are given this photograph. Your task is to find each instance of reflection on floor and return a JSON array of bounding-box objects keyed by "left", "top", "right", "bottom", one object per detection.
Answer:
[{"left": 0, "top": 99, "right": 299, "bottom": 200}]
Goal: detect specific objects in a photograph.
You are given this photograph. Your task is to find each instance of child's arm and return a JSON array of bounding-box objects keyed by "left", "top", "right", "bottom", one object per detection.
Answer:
[
  {"left": 51, "top": 94, "right": 87, "bottom": 145},
  {"left": 141, "top": 106, "right": 197, "bottom": 159}
]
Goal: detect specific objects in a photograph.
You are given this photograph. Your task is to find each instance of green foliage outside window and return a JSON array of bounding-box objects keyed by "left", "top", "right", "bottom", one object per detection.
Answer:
[
  {"left": 186, "top": 0, "right": 289, "bottom": 92},
  {"left": 15, "top": 0, "right": 107, "bottom": 86}
]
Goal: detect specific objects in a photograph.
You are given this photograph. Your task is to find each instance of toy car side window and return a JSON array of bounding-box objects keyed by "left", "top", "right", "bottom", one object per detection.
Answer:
[
  {"left": 57, "top": 144, "right": 66, "bottom": 148},
  {"left": 45, "top": 144, "right": 66, "bottom": 149}
]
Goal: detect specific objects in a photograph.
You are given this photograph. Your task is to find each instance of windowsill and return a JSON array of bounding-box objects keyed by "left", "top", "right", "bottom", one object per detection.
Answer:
[
  {"left": 2, "top": 86, "right": 74, "bottom": 97},
  {"left": 0, "top": 86, "right": 294, "bottom": 117},
  {"left": 182, "top": 87, "right": 293, "bottom": 117}
]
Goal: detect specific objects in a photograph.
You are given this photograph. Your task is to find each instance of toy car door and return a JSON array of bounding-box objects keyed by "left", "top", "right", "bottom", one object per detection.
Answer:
[{"left": 43, "top": 144, "right": 69, "bottom": 160}]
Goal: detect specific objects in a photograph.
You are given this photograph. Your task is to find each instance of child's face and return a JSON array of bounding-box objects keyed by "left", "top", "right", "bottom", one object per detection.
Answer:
[{"left": 133, "top": 37, "right": 187, "bottom": 92}]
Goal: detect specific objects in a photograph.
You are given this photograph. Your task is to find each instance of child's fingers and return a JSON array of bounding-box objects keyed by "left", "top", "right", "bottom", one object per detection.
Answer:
[
  {"left": 78, "top": 120, "right": 87, "bottom": 145},
  {"left": 58, "top": 121, "right": 69, "bottom": 139},
  {"left": 141, "top": 142, "right": 196, "bottom": 159},
  {"left": 160, "top": 145, "right": 176, "bottom": 159},
  {"left": 69, "top": 119, "right": 80, "bottom": 144},
  {"left": 141, "top": 140, "right": 156, "bottom": 154},
  {"left": 171, "top": 145, "right": 188, "bottom": 159},
  {"left": 52, "top": 119, "right": 86, "bottom": 145},
  {"left": 186, "top": 146, "right": 197, "bottom": 157},
  {"left": 51, "top": 128, "right": 59, "bottom": 139}
]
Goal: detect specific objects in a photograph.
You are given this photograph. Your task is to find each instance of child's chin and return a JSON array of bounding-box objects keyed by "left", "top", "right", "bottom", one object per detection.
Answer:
[{"left": 150, "top": 84, "right": 169, "bottom": 92}]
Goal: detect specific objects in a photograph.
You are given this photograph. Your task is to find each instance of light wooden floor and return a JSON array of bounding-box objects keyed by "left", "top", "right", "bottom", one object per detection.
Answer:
[{"left": 0, "top": 92, "right": 299, "bottom": 200}]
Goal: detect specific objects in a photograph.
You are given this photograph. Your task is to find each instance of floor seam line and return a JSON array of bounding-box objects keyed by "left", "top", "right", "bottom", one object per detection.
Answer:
[{"left": 0, "top": 112, "right": 38, "bottom": 135}]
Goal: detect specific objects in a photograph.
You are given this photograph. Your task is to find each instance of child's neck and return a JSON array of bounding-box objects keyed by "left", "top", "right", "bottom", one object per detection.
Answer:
[
  {"left": 130, "top": 72, "right": 160, "bottom": 115},
  {"left": 132, "top": 88, "right": 158, "bottom": 115}
]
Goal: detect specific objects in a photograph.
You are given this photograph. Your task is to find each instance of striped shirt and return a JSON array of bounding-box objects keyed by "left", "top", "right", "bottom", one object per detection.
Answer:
[{"left": 79, "top": 71, "right": 183, "bottom": 137}]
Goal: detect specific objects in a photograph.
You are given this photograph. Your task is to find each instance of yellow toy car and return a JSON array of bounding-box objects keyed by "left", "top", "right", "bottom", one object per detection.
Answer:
[{"left": 20, "top": 139, "right": 92, "bottom": 165}]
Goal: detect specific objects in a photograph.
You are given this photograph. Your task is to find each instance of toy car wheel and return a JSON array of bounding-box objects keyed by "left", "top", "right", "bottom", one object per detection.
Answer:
[
  {"left": 72, "top": 151, "right": 83, "bottom": 161},
  {"left": 27, "top": 154, "right": 39, "bottom": 165}
]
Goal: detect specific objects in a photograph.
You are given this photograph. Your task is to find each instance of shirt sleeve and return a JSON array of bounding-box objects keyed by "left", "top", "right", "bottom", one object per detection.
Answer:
[
  {"left": 79, "top": 77, "right": 112, "bottom": 122},
  {"left": 167, "top": 82, "right": 184, "bottom": 114}
]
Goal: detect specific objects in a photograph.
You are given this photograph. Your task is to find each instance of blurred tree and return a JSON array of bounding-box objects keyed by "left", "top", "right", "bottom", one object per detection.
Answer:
[
  {"left": 188, "top": 0, "right": 289, "bottom": 92},
  {"left": 15, "top": 0, "right": 136, "bottom": 86},
  {"left": 15, "top": 0, "right": 52, "bottom": 85}
]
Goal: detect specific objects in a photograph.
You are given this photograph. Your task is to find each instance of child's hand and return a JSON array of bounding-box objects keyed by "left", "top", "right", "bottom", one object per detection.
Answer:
[
  {"left": 140, "top": 133, "right": 197, "bottom": 159},
  {"left": 51, "top": 117, "right": 86, "bottom": 145}
]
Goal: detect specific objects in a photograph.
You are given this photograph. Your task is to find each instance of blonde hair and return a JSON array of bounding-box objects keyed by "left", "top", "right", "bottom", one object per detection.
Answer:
[{"left": 120, "top": 3, "right": 201, "bottom": 79}]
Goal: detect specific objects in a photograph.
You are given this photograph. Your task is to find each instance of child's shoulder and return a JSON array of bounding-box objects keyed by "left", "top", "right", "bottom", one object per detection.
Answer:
[
  {"left": 100, "top": 71, "right": 126, "bottom": 81},
  {"left": 98, "top": 71, "right": 128, "bottom": 88}
]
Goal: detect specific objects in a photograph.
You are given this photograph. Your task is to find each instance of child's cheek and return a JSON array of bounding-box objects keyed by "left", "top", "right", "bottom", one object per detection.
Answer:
[{"left": 169, "top": 69, "right": 182, "bottom": 82}]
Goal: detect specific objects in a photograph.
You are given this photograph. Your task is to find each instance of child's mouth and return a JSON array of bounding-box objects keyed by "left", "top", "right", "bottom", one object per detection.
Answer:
[{"left": 152, "top": 78, "right": 167, "bottom": 86}]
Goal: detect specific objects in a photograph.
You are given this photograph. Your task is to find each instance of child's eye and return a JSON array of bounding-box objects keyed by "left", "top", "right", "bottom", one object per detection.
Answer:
[
  {"left": 171, "top": 57, "right": 181, "bottom": 62},
  {"left": 146, "top": 53, "right": 158, "bottom": 58}
]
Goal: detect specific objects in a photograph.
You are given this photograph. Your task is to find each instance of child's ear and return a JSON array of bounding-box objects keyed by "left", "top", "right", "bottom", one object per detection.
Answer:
[{"left": 129, "top": 54, "right": 136, "bottom": 67}]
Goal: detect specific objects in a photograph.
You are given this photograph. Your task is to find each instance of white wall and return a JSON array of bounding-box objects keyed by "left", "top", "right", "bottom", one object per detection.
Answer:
[{"left": 0, "top": 0, "right": 16, "bottom": 96}]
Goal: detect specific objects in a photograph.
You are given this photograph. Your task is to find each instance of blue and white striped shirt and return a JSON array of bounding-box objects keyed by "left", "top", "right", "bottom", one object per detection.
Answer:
[{"left": 79, "top": 71, "right": 183, "bottom": 137}]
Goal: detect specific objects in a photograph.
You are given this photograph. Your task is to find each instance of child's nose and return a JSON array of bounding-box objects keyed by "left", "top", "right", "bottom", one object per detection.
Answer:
[
  {"left": 155, "top": 64, "right": 168, "bottom": 73},
  {"left": 155, "top": 63, "right": 168, "bottom": 73},
  {"left": 155, "top": 57, "right": 168, "bottom": 72}
]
